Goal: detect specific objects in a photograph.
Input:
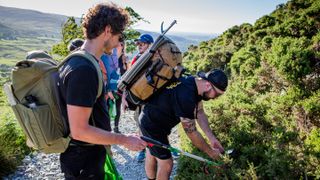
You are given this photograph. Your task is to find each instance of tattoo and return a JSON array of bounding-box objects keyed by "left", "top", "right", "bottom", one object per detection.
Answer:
[{"left": 181, "top": 118, "right": 197, "bottom": 133}]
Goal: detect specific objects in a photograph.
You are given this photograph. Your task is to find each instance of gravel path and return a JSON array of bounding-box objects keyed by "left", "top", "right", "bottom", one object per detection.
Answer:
[{"left": 5, "top": 110, "right": 180, "bottom": 180}]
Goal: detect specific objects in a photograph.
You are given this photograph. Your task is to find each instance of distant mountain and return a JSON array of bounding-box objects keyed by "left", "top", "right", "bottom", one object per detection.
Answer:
[
  {"left": 0, "top": 5, "right": 215, "bottom": 51},
  {"left": 0, "top": 22, "right": 18, "bottom": 40},
  {"left": 0, "top": 5, "right": 71, "bottom": 39},
  {"left": 137, "top": 30, "right": 217, "bottom": 52}
]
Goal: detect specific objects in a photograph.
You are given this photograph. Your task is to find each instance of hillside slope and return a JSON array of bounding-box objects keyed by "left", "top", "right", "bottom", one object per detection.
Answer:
[
  {"left": 0, "top": 6, "right": 71, "bottom": 39},
  {"left": 179, "top": 0, "right": 320, "bottom": 179}
]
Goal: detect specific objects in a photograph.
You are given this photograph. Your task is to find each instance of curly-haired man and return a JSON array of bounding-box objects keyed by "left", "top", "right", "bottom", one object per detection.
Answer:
[{"left": 57, "top": 3, "right": 146, "bottom": 179}]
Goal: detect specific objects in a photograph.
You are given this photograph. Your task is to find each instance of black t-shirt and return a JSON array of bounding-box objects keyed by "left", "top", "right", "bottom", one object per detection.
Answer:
[
  {"left": 141, "top": 76, "right": 202, "bottom": 134},
  {"left": 58, "top": 56, "right": 110, "bottom": 144}
]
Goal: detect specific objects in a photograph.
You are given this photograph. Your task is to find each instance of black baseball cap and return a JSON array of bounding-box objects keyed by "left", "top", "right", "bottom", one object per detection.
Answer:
[
  {"left": 197, "top": 69, "right": 228, "bottom": 92},
  {"left": 68, "top": 38, "right": 84, "bottom": 51}
]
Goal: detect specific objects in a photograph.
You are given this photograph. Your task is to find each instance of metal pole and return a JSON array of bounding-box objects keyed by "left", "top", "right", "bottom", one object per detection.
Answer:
[{"left": 141, "top": 136, "right": 223, "bottom": 166}]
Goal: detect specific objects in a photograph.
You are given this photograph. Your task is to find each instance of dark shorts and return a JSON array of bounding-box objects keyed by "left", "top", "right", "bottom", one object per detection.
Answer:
[
  {"left": 60, "top": 145, "right": 106, "bottom": 180},
  {"left": 139, "top": 111, "right": 172, "bottom": 160}
]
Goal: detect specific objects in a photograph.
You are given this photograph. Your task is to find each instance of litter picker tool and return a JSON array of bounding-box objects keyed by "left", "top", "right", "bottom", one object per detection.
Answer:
[{"left": 141, "top": 136, "right": 224, "bottom": 166}]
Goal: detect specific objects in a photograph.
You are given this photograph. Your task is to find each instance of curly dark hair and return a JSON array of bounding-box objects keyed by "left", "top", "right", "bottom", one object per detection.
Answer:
[{"left": 82, "top": 3, "right": 129, "bottom": 40}]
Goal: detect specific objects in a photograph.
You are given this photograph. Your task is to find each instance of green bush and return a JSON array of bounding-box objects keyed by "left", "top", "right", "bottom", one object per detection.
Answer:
[
  {"left": 305, "top": 128, "right": 320, "bottom": 156},
  {"left": 0, "top": 107, "right": 31, "bottom": 177},
  {"left": 230, "top": 46, "right": 260, "bottom": 77},
  {"left": 264, "top": 37, "right": 313, "bottom": 84},
  {"left": 301, "top": 90, "right": 320, "bottom": 126},
  {"left": 177, "top": 0, "right": 320, "bottom": 179}
]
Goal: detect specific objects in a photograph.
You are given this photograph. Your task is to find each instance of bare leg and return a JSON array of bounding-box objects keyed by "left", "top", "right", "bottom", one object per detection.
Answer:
[
  {"left": 156, "top": 157, "right": 173, "bottom": 180},
  {"left": 145, "top": 149, "right": 157, "bottom": 179}
]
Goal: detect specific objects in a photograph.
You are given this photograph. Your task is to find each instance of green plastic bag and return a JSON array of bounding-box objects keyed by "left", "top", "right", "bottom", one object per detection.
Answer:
[
  {"left": 104, "top": 152, "right": 122, "bottom": 180},
  {"left": 108, "top": 99, "right": 117, "bottom": 121},
  {"left": 108, "top": 92, "right": 119, "bottom": 121}
]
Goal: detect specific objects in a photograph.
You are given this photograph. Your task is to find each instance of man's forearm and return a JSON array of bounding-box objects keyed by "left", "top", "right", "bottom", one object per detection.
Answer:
[
  {"left": 197, "top": 110, "right": 224, "bottom": 153},
  {"left": 181, "top": 118, "right": 219, "bottom": 159},
  {"left": 186, "top": 130, "right": 215, "bottom": 156},
  {"left": 197, "top": 111, "right": 216, "bottom": 141},
  {"left": 71, "top": 124, "right": 127, "bottom": 146},
  {"left": 68, "top": 104, "right": 127, "bottom": 146}
]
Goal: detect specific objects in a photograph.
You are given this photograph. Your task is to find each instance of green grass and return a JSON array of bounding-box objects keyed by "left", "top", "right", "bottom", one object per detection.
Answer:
[
  {"left": 0, "top": 37, "right": 59, "bottom": 65},
  {"left": 0, "top": 36, "right": 59, "bottom": 177},
  {"left": 0, "top": 106, "right": 32, "bottom": 177}
]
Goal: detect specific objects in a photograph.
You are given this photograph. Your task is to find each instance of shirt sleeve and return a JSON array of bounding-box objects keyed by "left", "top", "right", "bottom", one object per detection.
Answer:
[{"left": 65, "top": 65, "right": 99, "bottom": 107}]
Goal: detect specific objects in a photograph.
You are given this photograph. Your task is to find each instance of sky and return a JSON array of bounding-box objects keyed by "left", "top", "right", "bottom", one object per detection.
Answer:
[{"left": 0, "top": 0, "right": 288, "bottom": 34}]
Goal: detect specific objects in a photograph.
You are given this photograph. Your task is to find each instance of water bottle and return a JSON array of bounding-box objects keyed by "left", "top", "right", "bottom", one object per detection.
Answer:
[{"left": 25, "top": 95, "right": 37, "bottom": 109}]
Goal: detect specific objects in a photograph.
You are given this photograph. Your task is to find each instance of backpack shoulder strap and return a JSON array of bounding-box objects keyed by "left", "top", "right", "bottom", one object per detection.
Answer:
[{"left": 59, "top": 50, "right": 103, "bottom": 99}]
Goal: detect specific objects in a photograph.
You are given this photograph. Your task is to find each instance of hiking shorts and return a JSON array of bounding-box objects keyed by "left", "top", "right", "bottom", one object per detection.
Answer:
[
  {"left": 139, "top": 111, "right": 172, "bottom": 160},
  {"left": 60, "top": 145, "right": 106, "bottom": 180}
]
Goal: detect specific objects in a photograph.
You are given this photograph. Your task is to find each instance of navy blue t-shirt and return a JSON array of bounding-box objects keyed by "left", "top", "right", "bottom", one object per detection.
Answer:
[
  {"left": 58, "top": 56, "right": 110, "bottom": 144},
  {"left": 141, "top": 76, "right": 202, "bottom": 134}
]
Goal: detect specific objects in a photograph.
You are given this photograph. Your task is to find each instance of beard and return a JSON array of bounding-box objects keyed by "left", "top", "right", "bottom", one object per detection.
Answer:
[
  {"left": 103, "top": 40, "right": 109, "bottom": 49},
  {"left": 103, "top": 40, "right": 113, "bottom": 54},
  {"left": 202, "top": 91, "right": 211, "bottom": 101}
]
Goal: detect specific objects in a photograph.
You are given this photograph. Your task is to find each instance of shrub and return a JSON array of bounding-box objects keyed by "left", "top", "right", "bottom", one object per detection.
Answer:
[
  {"left": 177, "top": 0, "right": 320, "bottom": 178},
  {"left": 230, "top": 46, "right": 260, "bottom": 76},
  {"left": 0, "top": 108, "right": 31, "bottom": 177},
  {"left": 265, "top": 37, "right": 313, "bottom": 85}
]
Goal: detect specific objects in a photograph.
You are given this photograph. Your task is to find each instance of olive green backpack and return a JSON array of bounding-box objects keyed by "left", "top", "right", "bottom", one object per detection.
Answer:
[{"left": 3, "top": 50, "right": 103, "bottom": 153}]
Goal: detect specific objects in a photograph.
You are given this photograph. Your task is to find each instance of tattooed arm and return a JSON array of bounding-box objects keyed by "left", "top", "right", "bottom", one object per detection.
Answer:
[
  {"left": 180, "top": 117, "right": 221, "bottom": 160},
  {"left": 196, "top": 102, "right": 224, "bottom": 153}
]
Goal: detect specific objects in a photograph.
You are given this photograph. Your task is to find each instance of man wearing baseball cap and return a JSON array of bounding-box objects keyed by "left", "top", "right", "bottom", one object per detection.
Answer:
[
  {"left": 131, "top": 33, "right": 154, "bottom": 65},
  {"left": 129, "top": 33, "right": 154, "bottom": 162},
  {"left": 139, "top": 69, "right": 228, "bottom": 180}
]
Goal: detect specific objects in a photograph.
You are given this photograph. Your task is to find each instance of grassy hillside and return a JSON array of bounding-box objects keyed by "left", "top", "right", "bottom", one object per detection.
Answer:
[
  {"left": 0, "top": 37, "right": 59, "bottom": 66},
  {"left": 0, "top": 23, "right": 18, "bottom": 40},
  {"left": 178, "top": 0, "right": 320, "bottom": 179}
]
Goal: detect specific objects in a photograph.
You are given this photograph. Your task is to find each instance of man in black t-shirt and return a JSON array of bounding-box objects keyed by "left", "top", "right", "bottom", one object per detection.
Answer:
[
  {"left": 58, "top": 3, "right": 146, "bottom": 179},
  {"left": 139, "top": 69, "right": 228, "bottom": 180}
]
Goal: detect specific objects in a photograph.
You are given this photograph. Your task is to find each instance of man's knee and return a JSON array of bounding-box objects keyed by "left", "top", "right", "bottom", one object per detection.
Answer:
[{"left": 157, "top": 158, "right": 173, "bottom": 171}]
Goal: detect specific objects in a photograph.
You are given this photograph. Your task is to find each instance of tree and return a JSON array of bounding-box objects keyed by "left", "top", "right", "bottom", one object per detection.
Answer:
[
  {"left": 52, "top": 7, "right": 148, "bottom": 57},
  {"left": 52, "top": 17, "right": 82, "bottom": 57},
  {"left": 124, "top": 7, "right": 149, "bottom": 53}
]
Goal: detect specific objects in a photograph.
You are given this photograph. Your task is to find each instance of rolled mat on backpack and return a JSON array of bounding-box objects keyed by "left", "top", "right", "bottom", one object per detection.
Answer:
[{"left": 118, "top": 36, "right": 184, "bottom": 107}]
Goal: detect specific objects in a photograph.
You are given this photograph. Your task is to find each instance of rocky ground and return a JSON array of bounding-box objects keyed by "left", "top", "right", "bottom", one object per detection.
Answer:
[{"left": 4, "top": 111, "right": 180, "bottom": 180}]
